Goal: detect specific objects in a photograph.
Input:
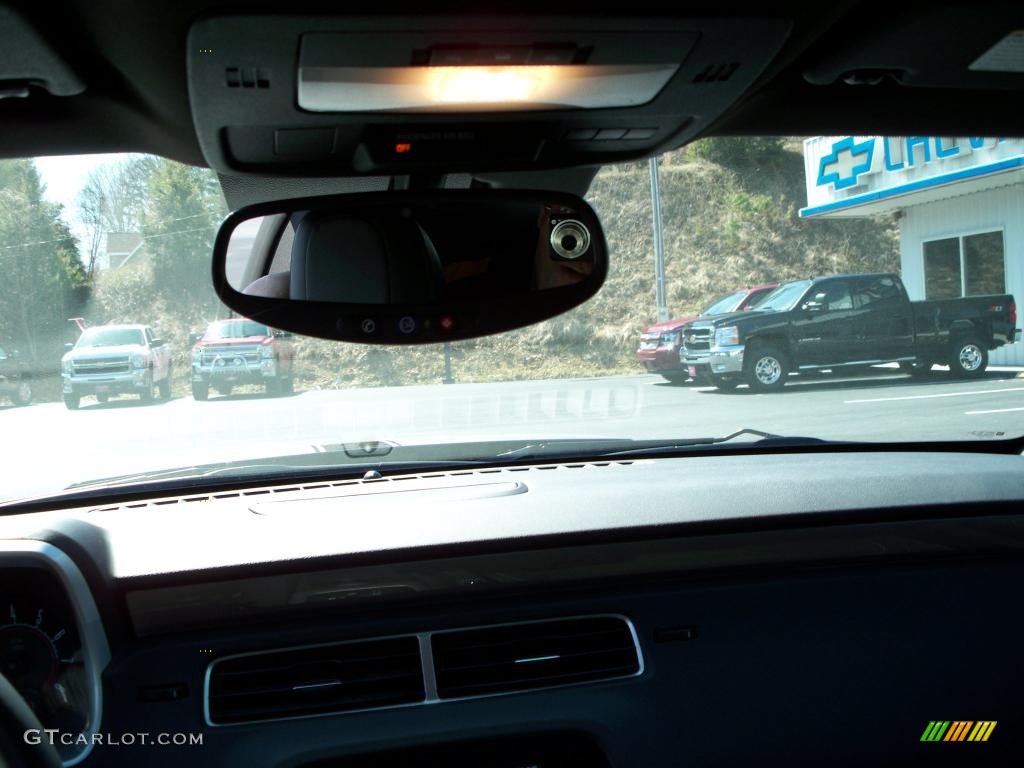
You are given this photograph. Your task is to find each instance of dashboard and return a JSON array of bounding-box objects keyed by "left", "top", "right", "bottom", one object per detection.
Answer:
[{"left": 2, "top": 451, "right": 1023, "bottom": 767}]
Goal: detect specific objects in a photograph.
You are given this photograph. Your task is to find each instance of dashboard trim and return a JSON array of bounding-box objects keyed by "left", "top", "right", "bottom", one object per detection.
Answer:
[
  {"left": 202, "top": 613, "right": 644, "bottom": 727},
  {"left": 0, "top": 539, "right": 111, "bottom": 768}
]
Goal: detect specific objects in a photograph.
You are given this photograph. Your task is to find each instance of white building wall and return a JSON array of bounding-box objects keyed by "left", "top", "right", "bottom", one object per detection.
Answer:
[{"left": 899, "top": 183, "right": 1024, "bottom": 365}]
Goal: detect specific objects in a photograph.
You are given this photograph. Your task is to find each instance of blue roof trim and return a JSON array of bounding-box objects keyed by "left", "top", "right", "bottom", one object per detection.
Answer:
[{"left": 799, "top": 156, "right": 1024, "bottom": 218}]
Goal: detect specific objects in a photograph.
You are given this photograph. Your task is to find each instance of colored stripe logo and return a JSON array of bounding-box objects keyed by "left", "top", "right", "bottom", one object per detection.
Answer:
[{"left": 921, "top": 721, "right": 996, "bottom": 742}]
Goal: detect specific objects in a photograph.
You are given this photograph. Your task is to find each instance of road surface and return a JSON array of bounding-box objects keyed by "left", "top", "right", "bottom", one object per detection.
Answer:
[{"left": 2, "top": 368, "right": 1024, "bottom": 502}]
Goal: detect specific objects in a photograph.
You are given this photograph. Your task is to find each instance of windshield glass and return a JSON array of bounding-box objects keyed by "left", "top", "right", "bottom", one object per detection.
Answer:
[
  {"left": 3, "top": 136, "right": 1023, "bottom": 503},
  {"left": 754, "top": 281, "right": 813, "bottom": 312},
  {"left": 76, "top": 327, "right": 144, "bottom": 347},
  {"left": 701, "top": 291, "right": 749, "bottom": 316},
  {"left": 204, "top": 320, "right": 270, "bottom": 339}
]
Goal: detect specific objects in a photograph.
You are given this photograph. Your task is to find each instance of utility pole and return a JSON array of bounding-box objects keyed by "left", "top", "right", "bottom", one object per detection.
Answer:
[
  {"left": 649, "top": 156, "right": 669, "bottom": 322},
  {"left": 442, "top": 341, "right": 453, "bottom": 384}
]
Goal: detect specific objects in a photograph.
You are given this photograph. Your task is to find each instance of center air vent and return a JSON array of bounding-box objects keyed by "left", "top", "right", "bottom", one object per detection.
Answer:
[
  {"left": 206, "top": 635, "right": 423, "bottom": 724},
  {"left": 431, "top": 616, "right": 641, "bottom": 699}
]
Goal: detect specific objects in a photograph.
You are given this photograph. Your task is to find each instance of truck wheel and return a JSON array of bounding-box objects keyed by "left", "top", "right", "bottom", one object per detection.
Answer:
[
  {"left": 96, "top": 393, "right": 109, "bottom": 404},
  {"left": 63, "top": 394, "right": 80, "bottom": 410},
  {"left": 281, "top": 375, "right": 294, "bottom": 395},
  {"left": 192, "top": 382, "right": 209, "bottom": 401},
  {"left": 660, "top": 372, "right": 688, "bottom": 385},
  {"left": 218, "top": 384, "right": 232, "bottom": 397},
  {"left": 265, "top": 379, "right": 280, "bottom": 396},
  {"left": 949, "top": 337, "right": 988, "bottom": 379},
  {"left": 746, "top": 346, "right": 788, "bottom": 392},
  {"left": 712, "top": 375, "right": 739, "bottom": 391},
  {"left": 158, "top": 374, "right": 171, "bottom": 400},
  {"left": 12, "top": 379, "right": 32, "bottom": 406}
]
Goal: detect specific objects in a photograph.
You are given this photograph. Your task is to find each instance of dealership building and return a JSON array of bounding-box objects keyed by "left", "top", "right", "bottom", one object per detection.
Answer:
[{"left": 801, "top": 136, "right": 1024, "bottom": 364}]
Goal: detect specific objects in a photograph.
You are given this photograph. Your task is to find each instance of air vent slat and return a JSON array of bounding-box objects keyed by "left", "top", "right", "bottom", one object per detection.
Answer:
[
  {"left": 207, "top": 636, "right": 424, "bottom": 724},
  {"left": 432, "top": 617, "right": 640, "bottom": 699},
  {"left": 438, "top": 664, "right": 641, "bottom": 696},
  {"left": 437, "top": 645, "right": 637, "bottom": 675}
]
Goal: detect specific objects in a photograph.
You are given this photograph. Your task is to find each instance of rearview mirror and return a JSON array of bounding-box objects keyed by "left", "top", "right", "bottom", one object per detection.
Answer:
[{"left": 212, "top": 190, "right": 607, "bottom": 344}]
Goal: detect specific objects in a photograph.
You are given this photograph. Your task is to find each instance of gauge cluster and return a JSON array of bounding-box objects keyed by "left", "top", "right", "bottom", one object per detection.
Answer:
[{"left": 0, "top": 544, "right": 108, "bottom": 767}]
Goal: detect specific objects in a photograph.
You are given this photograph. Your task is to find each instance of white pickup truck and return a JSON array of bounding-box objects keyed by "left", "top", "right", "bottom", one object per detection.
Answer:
[{"left": 60, "top": 324, "right": 173, "bottom": 409}]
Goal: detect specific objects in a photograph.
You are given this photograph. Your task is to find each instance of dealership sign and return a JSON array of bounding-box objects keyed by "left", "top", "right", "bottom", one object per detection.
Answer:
[{"left": 801, "top": 136, "right": 1024, "bottom": 217}]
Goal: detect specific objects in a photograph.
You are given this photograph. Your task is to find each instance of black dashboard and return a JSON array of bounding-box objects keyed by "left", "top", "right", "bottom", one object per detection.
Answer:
[{"left": 2, "top": 451, "right": 1024, "bottom": 767}]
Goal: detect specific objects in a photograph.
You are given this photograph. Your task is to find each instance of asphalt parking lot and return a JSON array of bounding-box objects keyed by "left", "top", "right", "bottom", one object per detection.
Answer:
[{"left": 3, "top": 367, "right": 1023, "bottom": 503}]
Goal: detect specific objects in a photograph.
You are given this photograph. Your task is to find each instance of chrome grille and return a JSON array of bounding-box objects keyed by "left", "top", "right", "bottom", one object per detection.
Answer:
[
  {"left": 681, "top": 328, "right": 712, "bottom": 355},
  {"left": 73, "top": 356, "right": 130, "bottom": 374},
  {"left": 200, "top": 345, "right": 262, "bottom": 366}
]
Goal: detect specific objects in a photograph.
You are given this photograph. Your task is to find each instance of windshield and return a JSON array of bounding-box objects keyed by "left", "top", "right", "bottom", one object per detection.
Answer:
[
  {"left": 754, "top": 281, "right": 813, "bottom": 312},
  {"left": 2, "top": 136, "right": 1023, "bottom": 503},
  {"left": 204, "top": 320, "right": 271, "bottom": 339},
  {"left": 701, "top": 291, "right": 749, "bottom": 316},
  {"left": 75, "top": 327, "right": 144, "bottom": 348}
]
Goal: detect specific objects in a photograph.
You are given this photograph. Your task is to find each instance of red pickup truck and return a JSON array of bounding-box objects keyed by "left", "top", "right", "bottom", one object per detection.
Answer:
[
  {"left": 190, "top": 318, "right": 295, "bottom": 400},
  {"left": 637, "top": 284, "right": 778, "bottom": 382}
]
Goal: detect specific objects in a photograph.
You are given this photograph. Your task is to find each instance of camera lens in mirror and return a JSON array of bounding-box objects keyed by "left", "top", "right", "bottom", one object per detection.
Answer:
[{"left": 550, "top": 220, "right": 590, "bottom": 259}]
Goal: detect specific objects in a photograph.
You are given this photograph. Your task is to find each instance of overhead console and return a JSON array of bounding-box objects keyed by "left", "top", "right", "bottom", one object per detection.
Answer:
[{"left": 185, "top": 15, "right": 791, "bottom": 176}]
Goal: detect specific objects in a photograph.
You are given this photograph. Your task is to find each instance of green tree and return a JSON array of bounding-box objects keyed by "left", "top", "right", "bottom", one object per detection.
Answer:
[
  {"left": 0, "top": 159, "right": 87, "bottom": 366},
  {"left": 140, "top": 159, "right": 226, "bottom": 322}
]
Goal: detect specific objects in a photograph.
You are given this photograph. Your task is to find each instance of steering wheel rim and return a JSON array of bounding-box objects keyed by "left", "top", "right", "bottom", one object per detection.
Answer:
[{"left": 0, "top": 673, "right": 62, "bottom": 768}]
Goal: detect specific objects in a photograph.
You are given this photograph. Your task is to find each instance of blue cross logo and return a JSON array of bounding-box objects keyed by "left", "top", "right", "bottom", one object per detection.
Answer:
[{"left": 816, "top": 137, "right": 876, "bottom": 190}]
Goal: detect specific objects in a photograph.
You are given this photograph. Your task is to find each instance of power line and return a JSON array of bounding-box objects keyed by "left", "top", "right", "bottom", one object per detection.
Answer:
[{"left": 0, "top": 221, "right": 219, "bottom": 252}]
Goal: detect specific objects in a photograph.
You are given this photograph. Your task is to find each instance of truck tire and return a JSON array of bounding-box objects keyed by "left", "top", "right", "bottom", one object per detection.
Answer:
[
  {"left": 660, "top": 372, "right": 689, "bottom": 385},
  {"left": 12, "top": 378, "right": 32, "bottom": 406},
  {"left": 265, "top": 379, "right": 280, "bottom": 396},
  {"left": 192, "top": 381, "right": 209, "bottom": 401},
  {"left": 218, "top": 384, "right": 233, "bottom": 397},
  {"left": 63, "top": 394, "right": 80, "bottom": 410},
  {"left": 281, "top": 375, "right": 294, "bottom": 395},
  {"left": 746, "top": 345, "right": 789, "bottom": 392},
  {"left": 158, "top": 373, "right": 171, "bottom": 400},
  {"left": 96, "top": 393, "right": 109, "bottom": 403},
  {"left": 949, "top": 336, "right": 988, "bottom": 379}
]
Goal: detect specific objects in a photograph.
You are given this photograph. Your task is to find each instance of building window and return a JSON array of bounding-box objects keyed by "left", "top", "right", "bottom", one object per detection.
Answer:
[{"left": 923, "top": 230, "right": 1005, "bottom": 299}]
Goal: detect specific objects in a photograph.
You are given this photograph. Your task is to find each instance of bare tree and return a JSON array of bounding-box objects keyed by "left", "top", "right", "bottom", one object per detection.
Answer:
[{"left": 76, "top": 155, "right": 158, "bottom": 275}]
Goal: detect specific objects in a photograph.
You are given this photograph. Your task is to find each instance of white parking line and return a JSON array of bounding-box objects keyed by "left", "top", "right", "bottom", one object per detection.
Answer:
[
  {"left": 965, "top": 406, "right": 1024, "bottom": 415},
  {"left": 844, "top": 387, "right": 1024, "bottom": 404}
]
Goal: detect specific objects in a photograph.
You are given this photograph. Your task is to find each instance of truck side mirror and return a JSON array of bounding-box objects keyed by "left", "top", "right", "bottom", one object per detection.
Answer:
[
  {"left": 802, "top": 300, "right": 826, "bottom": 314},
  {"left": 188, "top": 332, "right": 201, "bottom": 346},
  {"left": 64, "top": 342, "right": 74, "bottom": 350},
  {"left": 151, "top": 338, "right": 164, "bottom": 347}
]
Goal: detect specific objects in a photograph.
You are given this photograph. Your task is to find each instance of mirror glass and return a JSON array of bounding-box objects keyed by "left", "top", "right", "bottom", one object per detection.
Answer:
[{"left": 214, "top": 191, "right": 607, "bottom": 344}]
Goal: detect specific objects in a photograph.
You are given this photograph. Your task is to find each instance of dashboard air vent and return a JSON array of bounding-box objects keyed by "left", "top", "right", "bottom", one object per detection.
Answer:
[
  {"left": 207, "top": 636, "right": 423, "bottom": 724},
  {"left": 431, "top": 616, "right": 640, "bottom": 699}
]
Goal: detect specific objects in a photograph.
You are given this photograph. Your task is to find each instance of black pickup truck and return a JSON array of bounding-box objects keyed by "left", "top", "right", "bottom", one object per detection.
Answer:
[{"left": 680, "top": 272, "right": 1019, "bottom": 391}]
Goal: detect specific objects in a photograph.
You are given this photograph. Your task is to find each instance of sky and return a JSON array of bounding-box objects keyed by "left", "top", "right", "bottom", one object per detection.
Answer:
[{"left": 34, "top": 153, "right": 127, "bottom": 245}]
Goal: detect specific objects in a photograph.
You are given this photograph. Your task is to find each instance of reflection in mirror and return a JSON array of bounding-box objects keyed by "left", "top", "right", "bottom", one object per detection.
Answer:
[{"left": 226, "top": 201, "right": 596, "bottom": 303}]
